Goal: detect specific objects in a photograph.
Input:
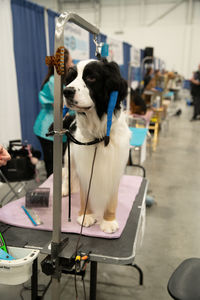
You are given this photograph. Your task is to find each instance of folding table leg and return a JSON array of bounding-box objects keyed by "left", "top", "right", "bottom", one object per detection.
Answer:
[
  {"left": 132, "top": 263, "right": 143, "bottom": 285},
  {"left": 31, "top": 258, "right": 38, "bottom": 300},
  {"left": 90, "top": 261, "right": 97, "bottom": 300}
]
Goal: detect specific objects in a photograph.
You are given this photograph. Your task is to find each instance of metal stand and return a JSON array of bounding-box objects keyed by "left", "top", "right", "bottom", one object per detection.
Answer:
[
  {"left": 51, "top": 12, "right": 99, "bottom": 300},
  {"left": 126, "top": 56, "right": 155, "bottom": 116}
]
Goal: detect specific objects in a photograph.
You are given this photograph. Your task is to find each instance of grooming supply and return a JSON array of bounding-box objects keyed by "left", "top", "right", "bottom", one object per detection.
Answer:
[
  {"left": 21, "top": 205, "right": 43, "bottom": 226},
  {"left": 105, "top": 90, "right": 119, "bottom": 146},
  {"left": 25, "top": 187, "right": 50, "bottom": 208},
  {"left": 0, "top": 248, "right": 15, "bottom": 260},
  {"left": 0, "top": 232, "right": 8, "bottom": 253}
]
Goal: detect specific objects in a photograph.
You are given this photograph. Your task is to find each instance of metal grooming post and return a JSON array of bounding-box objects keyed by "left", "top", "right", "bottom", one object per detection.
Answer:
[
  {"left": 52, "top": 12, "right": 99, "bottom": 300},
  {"left": 127, "top": 56, "right": 155, "bottom": 108},
  {"left": 127, "top": 60, "right": 143, "bottom": 114},
  {"left": 141, "top": 56, "right": 154, "bottom": 79},
  {"left": 126, "top": 61, "right": 133, "bottom": 114}
]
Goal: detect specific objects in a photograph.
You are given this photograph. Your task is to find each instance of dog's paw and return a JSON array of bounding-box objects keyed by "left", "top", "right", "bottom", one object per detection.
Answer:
[
  {"left": 62, "top": 184, "right": 68, "bottom": 196},
  {"left": 100, "top": 219, "right": 119, "bottom": 234},
  {"left": 77, "top": 214, "right": 96, "bottom": 227}
]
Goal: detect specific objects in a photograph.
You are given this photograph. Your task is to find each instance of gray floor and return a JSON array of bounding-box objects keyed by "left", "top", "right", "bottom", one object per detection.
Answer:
[{"left": 0, "top": 94, "right": 200, "bottom": 299}]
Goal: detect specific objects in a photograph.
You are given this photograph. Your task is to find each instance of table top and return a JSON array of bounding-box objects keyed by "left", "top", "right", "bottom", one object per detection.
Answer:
[{"left": 0, "top": 178, "right": 148, "bottom": 265}]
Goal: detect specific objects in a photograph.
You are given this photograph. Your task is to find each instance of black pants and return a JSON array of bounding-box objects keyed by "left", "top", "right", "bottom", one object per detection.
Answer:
[
  {"left": 37, "top": 136, "right": 67, "bottom": 178},
  {"left": 193, "top": 95, "right": 200, "bottom": 118}
]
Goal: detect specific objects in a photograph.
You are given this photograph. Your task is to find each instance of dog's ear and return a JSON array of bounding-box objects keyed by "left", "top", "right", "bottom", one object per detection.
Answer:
[
  {"left": 103, "top": 61, "right": 128, "bottom": 102},
  {"left": 118, "top": 77, "right": 128, "bottom": 102}
]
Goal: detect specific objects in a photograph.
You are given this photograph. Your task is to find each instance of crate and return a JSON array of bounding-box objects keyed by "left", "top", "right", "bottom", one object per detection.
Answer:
[{"left": 0, "top": 246, "right": 40, "bottom": 285}]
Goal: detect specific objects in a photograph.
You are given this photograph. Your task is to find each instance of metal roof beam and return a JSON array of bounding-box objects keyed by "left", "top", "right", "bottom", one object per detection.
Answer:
[{"left": 147, "top": 0, "right": 185, "bottom": 26}]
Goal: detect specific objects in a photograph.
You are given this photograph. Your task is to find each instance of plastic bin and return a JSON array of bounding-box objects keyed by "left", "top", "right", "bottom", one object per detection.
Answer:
[{"left": 0, "top": 246, "right": 40, "bottom": 285}]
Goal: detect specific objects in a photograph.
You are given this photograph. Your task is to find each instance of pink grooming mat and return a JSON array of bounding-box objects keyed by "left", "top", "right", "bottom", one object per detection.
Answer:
[{"left": 0, "top": 175, "right": 143, "bottom": 239}]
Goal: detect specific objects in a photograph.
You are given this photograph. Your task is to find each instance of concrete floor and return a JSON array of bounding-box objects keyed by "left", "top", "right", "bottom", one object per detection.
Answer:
[{"left": 0, "top": 95, "right": 200, "bottom": 299}]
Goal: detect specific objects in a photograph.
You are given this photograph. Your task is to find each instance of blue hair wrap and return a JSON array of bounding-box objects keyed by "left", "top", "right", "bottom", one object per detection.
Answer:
[{"left": 104, "top": 91, "right": 118, "bottom": 146}]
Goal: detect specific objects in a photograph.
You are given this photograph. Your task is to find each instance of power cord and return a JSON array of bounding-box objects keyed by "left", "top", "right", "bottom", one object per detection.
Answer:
[{"left": 19, "top": 278, "right": 52, "bottom": 300}]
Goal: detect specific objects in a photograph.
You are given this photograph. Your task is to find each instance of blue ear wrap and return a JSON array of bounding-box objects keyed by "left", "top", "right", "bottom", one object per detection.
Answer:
[
  {"left": 63, "top": 105, "right": 69, "bottom": 117},
  {"left": 104, "top": 90, "right": 119, "bottom": 146}
]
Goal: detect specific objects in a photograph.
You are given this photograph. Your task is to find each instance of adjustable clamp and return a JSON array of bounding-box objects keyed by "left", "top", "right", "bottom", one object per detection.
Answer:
[
  {"left": 93, "top": 35, "right": 103, "bottom": 59},
  {"left": 41, "top": 237, "right": 69, "bottom": 276}
]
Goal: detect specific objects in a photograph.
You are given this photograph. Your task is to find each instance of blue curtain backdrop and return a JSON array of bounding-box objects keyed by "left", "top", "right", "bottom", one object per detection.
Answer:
[
  {"left": 11, "top": 0, "right": 47, "bottom": 150},
  {"left": 120, "top": 42, "right": 131, "bottom": 80},
  {"left": 48, "top": 9, "right": 59, "bottom": 55},
  {"left": 132, "top": 67, "right": 141, "bottom": 84},
  {"left": 140, "top": 49, "right": 145, "bottom": 80}
]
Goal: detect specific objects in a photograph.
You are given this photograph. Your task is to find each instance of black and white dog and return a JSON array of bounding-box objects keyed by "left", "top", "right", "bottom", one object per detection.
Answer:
[{"left": 62, "top": 59, "right": 131, "bottom": 233}]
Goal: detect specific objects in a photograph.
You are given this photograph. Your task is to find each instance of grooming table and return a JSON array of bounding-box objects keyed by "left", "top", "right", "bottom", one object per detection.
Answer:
[
  {"left": 0, "top": 175, "right": 143, "bottom": 239},
  {"left": 0, "top": 176, "right": 148, "bottom": 300}
]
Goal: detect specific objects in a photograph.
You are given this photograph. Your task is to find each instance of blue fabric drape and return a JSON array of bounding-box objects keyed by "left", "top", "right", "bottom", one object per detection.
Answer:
[
  {"left": 89, "top": 33, "right": 107, "bottom": 59},
  {"left": 132, "top": 67, "right": 141, "bottom": 84},
  {"left": 120, "top": 42, "right": 131, "bottom": 80},
  {"left": 11, "top": 0, "right": 47, "bottom": 150},
  {"left": 47, "top": 9, "right": 59, "bottom": 55},
  {"left": 140, "top": 49, "right": 145, "bottom": 80}
]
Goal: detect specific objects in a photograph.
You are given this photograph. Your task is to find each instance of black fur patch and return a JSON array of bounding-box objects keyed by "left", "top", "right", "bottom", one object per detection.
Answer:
[
  {"left": 82, "top": 60, "right": 127, "bottom": 119},
  {"left": 65, "top": 66, "right": 78, "bottom": 85},
  {"left": 63, "top": 114, "right": 76, "bottom": 134}
]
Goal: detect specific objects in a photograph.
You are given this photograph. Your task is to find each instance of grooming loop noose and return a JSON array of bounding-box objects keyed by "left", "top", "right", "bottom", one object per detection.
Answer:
[{"left": 48, "top": 129, "right": 105, "bottom": 221}]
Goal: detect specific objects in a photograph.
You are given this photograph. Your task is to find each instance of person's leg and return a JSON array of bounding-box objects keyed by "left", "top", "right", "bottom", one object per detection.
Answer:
[
  {"left": 197, "top": 95, "right": 200, "bottom": 116},
  {"left": 191, "top": 96, "right": 198, "bottom": 120},
  {"left": 37, "top": 137, "right": 53, "bottom": 177}
]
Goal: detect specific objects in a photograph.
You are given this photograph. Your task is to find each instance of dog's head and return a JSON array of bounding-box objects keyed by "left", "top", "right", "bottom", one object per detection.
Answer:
[{"left": 63, "top": 59, "right": 127, "bottom": 119}]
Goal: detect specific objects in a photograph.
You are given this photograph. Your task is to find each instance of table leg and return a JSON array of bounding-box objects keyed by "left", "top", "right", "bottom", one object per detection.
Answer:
[
  {"left": 31, "top": 258, "right": 38, "bottom": 300},
  {"left": 132, "top": 263, "right": 144, "bottom": 285},
  {"left": 90, "top": 261, "right": 97, "bottom": 300}
]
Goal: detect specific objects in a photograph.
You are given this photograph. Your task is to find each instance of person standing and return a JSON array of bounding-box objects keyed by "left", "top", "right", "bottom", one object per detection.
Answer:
[
  {"left": 33, "top": 48, "right": 74, "bottom": 177},
  {"left": 143, "top": 67, "right": 153, "bottom": 91},
  {"left": 190, "top": 64, "right": 200, "bottom": 121}
]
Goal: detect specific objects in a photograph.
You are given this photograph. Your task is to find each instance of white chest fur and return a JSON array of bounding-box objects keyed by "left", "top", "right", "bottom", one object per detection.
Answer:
[{"left": 72, "top": 110, "right": 131, "bottom": 215}]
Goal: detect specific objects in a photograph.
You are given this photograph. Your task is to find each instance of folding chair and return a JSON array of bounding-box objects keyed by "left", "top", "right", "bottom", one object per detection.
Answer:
[
  {"left": 167, "top": 258, "right": 200, "bottom": 300},
  {"left": 0, "top": 170, "right": 26, "bottom": 206}
]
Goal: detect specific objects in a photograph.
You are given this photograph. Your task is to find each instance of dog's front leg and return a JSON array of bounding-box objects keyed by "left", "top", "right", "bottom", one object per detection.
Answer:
[
  {"left": 100, "top": 192, "right": 119, "bottom": 233},
  {"left": 62, "top": 150, "right": 79, "bottom": 196},
  {"left": 77, "top": 185, "right": 96, "bottom": 227}
]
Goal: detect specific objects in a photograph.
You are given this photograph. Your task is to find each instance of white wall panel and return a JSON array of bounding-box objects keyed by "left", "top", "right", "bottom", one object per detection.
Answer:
[
  {"left": 0, "top": 0, "right": 21, "bottom": 146},
  {"left": 30, "top": 0, "right": 200, "bottom": 78}
]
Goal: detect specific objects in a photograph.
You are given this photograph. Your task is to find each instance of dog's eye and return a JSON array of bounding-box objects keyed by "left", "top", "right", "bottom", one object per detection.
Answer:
[{"left": 85, "top": 76, "right": 96, "bottom": 83}]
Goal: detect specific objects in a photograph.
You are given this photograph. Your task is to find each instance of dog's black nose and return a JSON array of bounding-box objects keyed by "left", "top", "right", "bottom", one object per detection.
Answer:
[{"left": 63, "top": 87, "right": 75, "bottom": 98}]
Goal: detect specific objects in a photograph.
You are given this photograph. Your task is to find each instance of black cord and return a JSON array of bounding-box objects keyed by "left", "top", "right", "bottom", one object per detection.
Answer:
[
  {"left": 74, "top": 146, "right": 98, "bottom": 300},
  {"left": 19, "top": 279, "right": 52, "bottom": 300},
  {"left": 67, "top": 138, "right": 71, "bottom": 222},
  {"left": 75, "top": 146, "right": 97, "bottom": 253},
  {"left": 47, "top": 129, "right": 105, "bottom": 146}
]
